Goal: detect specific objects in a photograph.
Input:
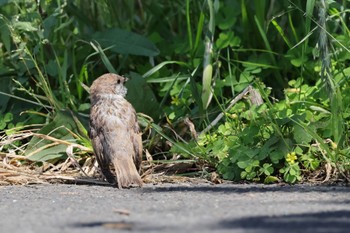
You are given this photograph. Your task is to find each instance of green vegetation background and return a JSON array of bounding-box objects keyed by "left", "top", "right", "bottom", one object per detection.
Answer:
[{"left": 0, "top": 0, "right": 349, "bottom": 183}]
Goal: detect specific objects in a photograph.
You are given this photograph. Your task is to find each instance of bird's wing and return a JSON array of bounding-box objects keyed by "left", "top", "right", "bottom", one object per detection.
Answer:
[{"left": 130, "top": 111, "right": 143, "bottom": 172}]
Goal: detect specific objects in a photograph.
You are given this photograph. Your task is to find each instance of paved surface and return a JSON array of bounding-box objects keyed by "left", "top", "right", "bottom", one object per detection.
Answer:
[{"left": 0, "top": 183, "right": 349, "bottom": 233}]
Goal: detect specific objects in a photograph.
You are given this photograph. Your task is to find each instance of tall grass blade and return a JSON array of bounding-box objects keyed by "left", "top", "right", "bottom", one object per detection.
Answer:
[
  {"left": 90, "top": 41, "right": 116, "bottom": 73},
  {"left": 271, "top": 19, "right": 292, "bottom": 48},
  {"left": 254, "top": 15, "right": 284, "bottom": 87},
  {"left": 193, "top": 10, "right": 205, "bottom": 55},
  {"left": 142, "top": 61, "right": 188, "bottom": 79},
  {"left": 186, "top": 0, "right": 193, "bottom": 50}
]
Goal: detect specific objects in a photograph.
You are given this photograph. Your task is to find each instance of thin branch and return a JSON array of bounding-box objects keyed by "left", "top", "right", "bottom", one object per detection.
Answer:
[{"left": 200, "top": 85, "right": 253, "bottom": 135}]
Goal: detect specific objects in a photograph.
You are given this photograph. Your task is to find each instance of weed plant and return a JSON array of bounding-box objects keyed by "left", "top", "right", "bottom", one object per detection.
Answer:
[{"left": 0, "top": 0, "right": 349, "bottom": 183}]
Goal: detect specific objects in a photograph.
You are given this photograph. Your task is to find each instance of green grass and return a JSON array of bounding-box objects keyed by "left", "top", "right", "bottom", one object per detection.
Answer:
[{"left": 0, "top": 0, "right": 349, "bottom": 183}]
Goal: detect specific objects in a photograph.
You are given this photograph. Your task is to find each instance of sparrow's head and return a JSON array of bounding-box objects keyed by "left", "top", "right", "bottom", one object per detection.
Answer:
[{"left": 90, "top": 73, "right": 128, "bottom": 98}]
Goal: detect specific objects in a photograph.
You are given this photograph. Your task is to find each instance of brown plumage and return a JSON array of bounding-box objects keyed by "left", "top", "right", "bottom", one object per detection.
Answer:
[{"left": 89, "top": 73, "right": 143, "bottom": 188}]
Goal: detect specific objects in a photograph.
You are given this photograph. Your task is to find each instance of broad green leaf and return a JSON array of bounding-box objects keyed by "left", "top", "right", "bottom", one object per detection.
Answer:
[
  {"left": 25, "top": 111, "right": 80, "bottom": 162},
  {"left": 0, "top": 0, "right": 14, "bottom": 7},
  {"left": 92, "top": 28, "right": 159, "bottom": 57},
  {"left": 126, "top": 72, "right": 160, "bottom": 119},
  {"left": 26, "top": 144, "right": 68, "bottom": 162},
  {"left": 293, "top": 124, "right": 314, "bottom": 144},
  {"left": 0, "top": 20, "right": 11, "bottom": 52},
  {"left": 259, "top": 136, "right": 279, "bottom": 160}
]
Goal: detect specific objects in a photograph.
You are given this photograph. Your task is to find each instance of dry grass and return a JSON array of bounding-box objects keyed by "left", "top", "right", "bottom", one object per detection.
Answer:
[
  {"left": 0, "top": 150, "right": 101, "bottom": 186},
  {"left": 0, "top": 150, "right": 206, "bottom": 187},
  {"left": 0, "top": 154, "right": 207, "bottom": 186},
  {"left": 0, "top": 127, "right": 215, "bottom": 186},
  {"left": 0, "top": 128, "right": 98, "bottom": 185}
]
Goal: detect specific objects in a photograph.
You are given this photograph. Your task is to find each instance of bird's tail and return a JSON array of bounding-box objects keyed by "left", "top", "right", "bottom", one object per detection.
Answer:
[{"left": 112, "top": 156, "right": 143, "bottom": 189}]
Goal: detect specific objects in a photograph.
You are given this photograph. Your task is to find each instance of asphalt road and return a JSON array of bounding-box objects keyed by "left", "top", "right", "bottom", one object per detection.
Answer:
[{"left": 0, "top": 182, "right": 349, "bottom": 233}]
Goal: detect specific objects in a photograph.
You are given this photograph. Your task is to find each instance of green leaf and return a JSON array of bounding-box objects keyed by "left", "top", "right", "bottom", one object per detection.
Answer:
[
  {"left": 237, "top": 160, "right": 250, "bottom": 169},
  {"left": 216, "top": 31, "right": 240, "bottom": 49},
  {"left": 0, "top": 118, "right": 6, "bottom": 130},
  {"left": 252, "top": 160, "right": 260, "bottom": 167},
  {"left": 25, "top": 111, "right": 79, "bottom": 162},
  {"left": 78, "top": 103, "right": 91, "bottom": 112},
  {"left": 264, "top": 176, "right": 279, "bottom": 184},
  {"left": 202, "top": 63, "right": 213, "bottom": 110},
  {"left": 12, "top": 21, "right": 37, "bottom": 32},
  {"left": 291, "top": 57, "right": 307, "bottom": 67},
  {"left": 246, "top": 171, "right": 257, "bottom": 180},
  {"left": 143, "top": 61, "right": 189, "bottom": 79},
  {"left": 309, "top": 106, "right": 330, "bottom": 114},
  {"left": 27, "top": 144, "right": 68, "bottom": 162},
  {"left": 270, "top": 151, "right": 284, "bottom": 164},
  {"left": 260, "top": 163, "right": 274, "bottom": 175},
  {"left": 216, "top": 1, "right": 239, "bottom": 30},
  {"left": 92, "top": 28, "right": 159, "bottom": 57},
  {"left": 284, "top": 173, "right": 297, "bottom": 183},
  {"left": 0, "top": 20, "right": 11, "bottom": 52},
  {"left": 245, "top": 165, "right": 253, "bottom": 172},
  {"left": 126, "top": 72, "right": 160, "bottom": 119},
  {"left": 4, "top": 112, "right": 13, "bottom": 122},
  {"left": 5, "top": 122, "right": 24, "bottom": 136},
  {"left": 293, "top": 124, "right": 314, "bottom": 144},
  {"left": 289, "top": 167, "right": 296, "bottom": 175},
  {"left": 258, "top": 136, "right": 279, "bottom": 160}
]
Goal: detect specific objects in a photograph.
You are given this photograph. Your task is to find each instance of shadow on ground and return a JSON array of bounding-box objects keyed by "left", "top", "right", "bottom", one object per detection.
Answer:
[
  {"left": 141, "top": 184, "right": 350, "bottom": 194},
  {"left": 213, "top": 210, "right": 350, "bottom": 233},
  {"left": 71, "top": 210, "right": 350, "bottom": 233}
]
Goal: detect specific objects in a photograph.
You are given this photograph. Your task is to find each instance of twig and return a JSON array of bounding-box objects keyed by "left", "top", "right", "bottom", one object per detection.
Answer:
[
  {"left": 66, "top": 145, "right": 89, "bottom": 177},
  {"left": 200, "top": 85, "right": 252, "bottom": 135}
]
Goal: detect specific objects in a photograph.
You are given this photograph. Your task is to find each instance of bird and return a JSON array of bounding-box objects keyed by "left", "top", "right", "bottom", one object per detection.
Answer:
[{"left": 89, "top": 73, "right": 143, "bottom": 188}]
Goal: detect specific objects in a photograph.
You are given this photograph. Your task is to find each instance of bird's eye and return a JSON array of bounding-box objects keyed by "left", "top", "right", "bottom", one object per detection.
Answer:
[{"left": 117, "top": 79, "right": 121, "bottom": 84}]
